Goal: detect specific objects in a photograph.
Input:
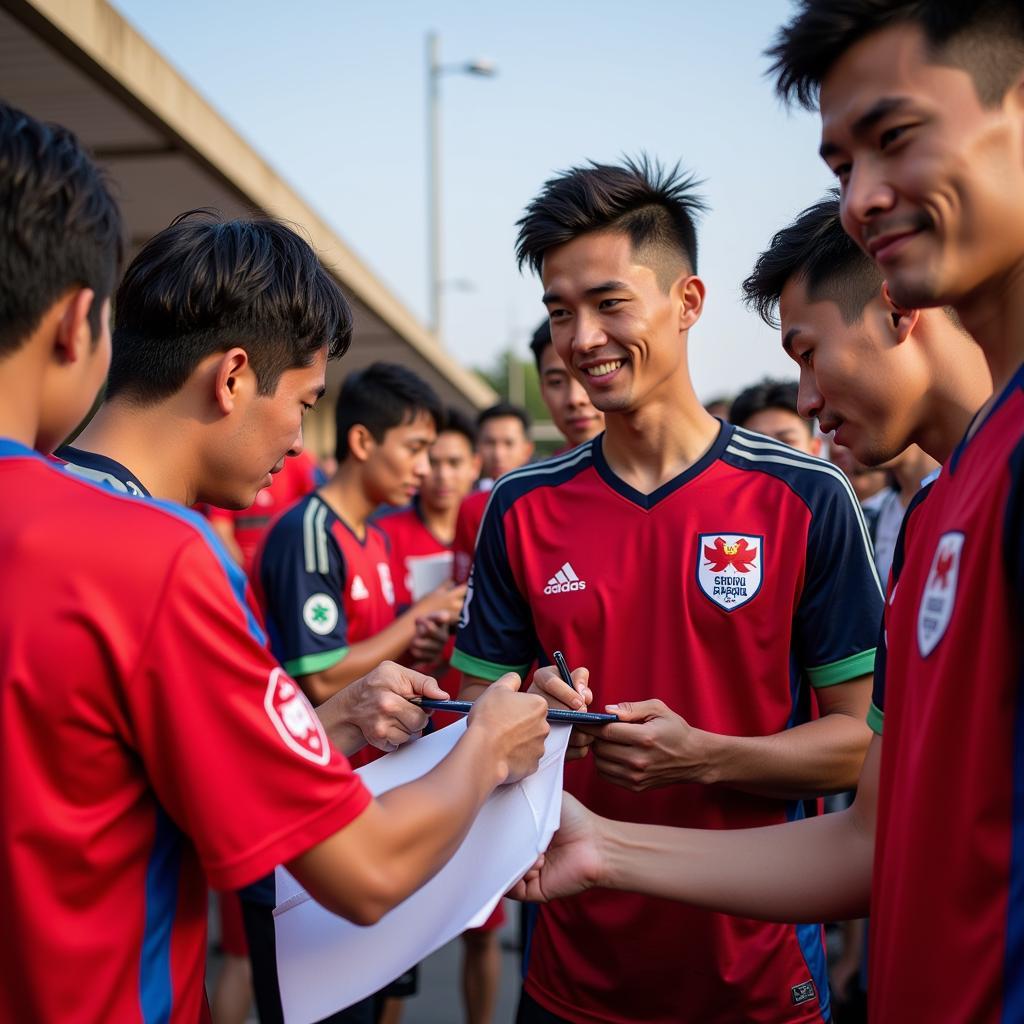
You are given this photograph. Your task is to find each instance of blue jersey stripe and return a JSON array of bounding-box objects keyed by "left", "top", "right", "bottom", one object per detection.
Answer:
[
  {"left": 139, "top": 806, "right": 182, "bottom": 1024},
  {"left": 150, "top": 499, "right": 267, "bottom": 647},
  {"left": 1003, "top": 667, "right": 1024, "bottom": 1022}
]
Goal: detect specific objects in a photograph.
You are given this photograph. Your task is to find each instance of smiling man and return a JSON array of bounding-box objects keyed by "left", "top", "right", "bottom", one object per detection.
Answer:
[
  {"left": 452, "top": 158, "right": 882, "bottom": 1024},
  {"left": 514, "top": 6, "right": 1024, "bottom": 1023}
]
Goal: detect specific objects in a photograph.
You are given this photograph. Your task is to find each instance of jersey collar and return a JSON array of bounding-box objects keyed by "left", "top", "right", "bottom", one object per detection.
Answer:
[{"left": 948, "top": 358, "right": 1024, "bottom": 476}]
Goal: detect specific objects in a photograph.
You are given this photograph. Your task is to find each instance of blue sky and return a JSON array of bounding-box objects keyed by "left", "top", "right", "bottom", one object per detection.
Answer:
[{"left": 111, "top": 0, "right": 833, "bottom": 401}]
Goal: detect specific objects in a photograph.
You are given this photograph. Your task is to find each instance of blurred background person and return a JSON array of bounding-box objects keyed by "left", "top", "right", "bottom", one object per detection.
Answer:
[
  {"left": 475, "top": 402, "right": 534, "bottom": 489},
  {"left": 729, "top": 377, "right": 821, "bottom": 456}
]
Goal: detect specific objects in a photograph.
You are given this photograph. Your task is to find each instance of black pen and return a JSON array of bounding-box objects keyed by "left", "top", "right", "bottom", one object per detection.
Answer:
[{"left": 552, "top": 650, "right": 578, "bottom": 701}]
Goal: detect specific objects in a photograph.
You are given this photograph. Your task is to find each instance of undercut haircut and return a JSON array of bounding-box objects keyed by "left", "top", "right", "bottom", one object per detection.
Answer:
[
  {"left": 335, "top": 362, "right": 443, "bottom": 462},
  {"left": 476, "top": 402, "right": 531, "bottom": 434},
  {"left": 742, "top": 194, "right": 881, "bottom": 329},
  {"left": 528, "top": 319, "right": 553, "bottom": 373},
  {"left": 440, "top": 407, "right": 477, "bottom": 449},
  {"left": 729, "top": 379, "right": 811, "bottom": 434},
  {"left": 0, "top": 103, "right": 122, "bottom": 356},
  {"left": 108, "top": 210, "right": 352, "bottom": 404},
  {"left": 769, "top": 0, "right": 1024, "bottom": 110},
  {"left": 515, "top": 156, "right": 706, "bottom": 289}
]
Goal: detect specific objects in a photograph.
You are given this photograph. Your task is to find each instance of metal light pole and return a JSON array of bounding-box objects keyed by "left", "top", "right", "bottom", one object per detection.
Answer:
[{"left": 425, "top": 32, "right": 496, "bottom": 342}]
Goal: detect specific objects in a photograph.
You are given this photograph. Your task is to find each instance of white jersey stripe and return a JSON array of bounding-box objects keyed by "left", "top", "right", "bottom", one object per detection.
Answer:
[
  {"left": 314, "top": 502, "right": 330, "bottom": 575},
  {"left": 724, "top": 443, "right": 883, "bottom": 596},
  {"left": 302, "top": 498, "right": 319, "bottom": 574}
]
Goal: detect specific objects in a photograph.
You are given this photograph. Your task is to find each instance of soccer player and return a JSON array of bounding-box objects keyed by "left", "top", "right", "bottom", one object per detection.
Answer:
[
  {"left": 728, "top": 378, "right": 821, "bottom": 455},
  {"left": 453, "top": 158, "right": 883, "bottom": 1024},
  {"left": 377, "top": 408, "right": 480, "bottom": 613},
  {"left": 476, "top": 401, "right": 534, "bottom": 486},
  {"left": 0, "top": 104, "right": 550, "bottom": 1023},
  {"left": 521, "top": 6, "right": 1024, "bottom": 1021},
  {"left": 529, "top": 320, "right": 605, "bottom": 451}
]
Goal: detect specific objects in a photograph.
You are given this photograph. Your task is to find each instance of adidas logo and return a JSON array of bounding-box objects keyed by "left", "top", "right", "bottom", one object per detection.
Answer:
[{"left": 544, "top": 562, "right": 587, "bottom": 595}]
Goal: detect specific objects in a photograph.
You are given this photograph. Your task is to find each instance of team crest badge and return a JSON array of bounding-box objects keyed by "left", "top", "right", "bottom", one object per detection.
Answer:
[
  {"left": 696, "top": 533, "right": 763, "bottom": 611},
  {"left": 917, "top": 531, "right": 964, "bottom": 657},
  {"left": 303, "top": 592, "right": 338, "bottom": 635},
  {"left": 264, "top": 668, "right": 331, "bottom": 765}
]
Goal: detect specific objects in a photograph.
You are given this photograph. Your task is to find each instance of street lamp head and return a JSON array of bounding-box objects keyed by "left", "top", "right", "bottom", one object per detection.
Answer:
[{"left": 464, "top": 59, "right": 497, "bottom": 77}]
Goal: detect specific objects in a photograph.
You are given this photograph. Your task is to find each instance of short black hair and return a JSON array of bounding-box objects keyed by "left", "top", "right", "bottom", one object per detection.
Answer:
[
  {"left": 515, "top": 156, "right": 706, "bottom": 288},
  {"left": 439, "top": 407, "right": 477, "bottom": 448},
  {"left": 742, "top": 193, "right": 881, "bottom": 329},
  {"left": 0, "top": 103, "right": 122, "bottom": 356},
  {"left": 528, "top": 320, "right": 553, "bottom": 373},
  {"left": 335, "top": 362, "right": 443, "bottom": 461},
  {"left": 476, "top": 402, "right": 531, "bottom": 434},
  {"left": 729, "top": 378, "right": 811, "bottom": 433},
  {"left": 108, "top": 210, "right": 352, "bottom": 404},
  {"left": 769, "top": 1, "right": 1024, "bottom": 110}
]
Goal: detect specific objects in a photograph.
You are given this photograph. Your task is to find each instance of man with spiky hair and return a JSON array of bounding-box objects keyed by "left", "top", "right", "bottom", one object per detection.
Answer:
[
  {"left": 452, "top": 157, "right": 882, "bottom": 1024},
  {"left": 513, "top": 4, "right": 1024, "bottom": 1021}
]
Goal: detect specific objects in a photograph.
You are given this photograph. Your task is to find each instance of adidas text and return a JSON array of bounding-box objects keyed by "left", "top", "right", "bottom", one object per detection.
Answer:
[{"left": 544, "top": 580, "right": 587, "bottom": 595}]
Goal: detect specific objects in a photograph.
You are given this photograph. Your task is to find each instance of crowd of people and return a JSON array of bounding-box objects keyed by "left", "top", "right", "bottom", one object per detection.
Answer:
[{"left": 2, "top": 1, "right": 1023, "bottom": 1023}]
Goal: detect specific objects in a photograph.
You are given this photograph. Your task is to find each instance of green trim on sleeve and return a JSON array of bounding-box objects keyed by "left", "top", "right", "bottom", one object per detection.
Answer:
[
  {"left": 450, "top": 648, "right": 529, "bottom": 682},
  {"left": 284, "top": 647, "right": 349, "bottom": 677},
  {"left": 866, "top": 702, "right": 884, "bottom": 736},
  {"left": 807, "top": 647, "right": 876, "bottom": 688}
]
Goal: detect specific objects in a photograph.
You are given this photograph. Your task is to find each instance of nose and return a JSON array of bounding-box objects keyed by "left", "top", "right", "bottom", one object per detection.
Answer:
[
  {"left": 413, "top": 450, "right": 430, "bottom": 481},
  {"left": 796, "top": 369, "right": 823, "bottom": 423},
  {"left": 288, "top": 424, "right": 305, "bottom": 457},
  {"left": 565, "top": 375, "right": 590, "bottom": 409},
  {"left": 841, "top": 159, "right": 896, "bottom": 238},
  {"left": 572, "top": 307, "right": 607, "bottom": 356}
]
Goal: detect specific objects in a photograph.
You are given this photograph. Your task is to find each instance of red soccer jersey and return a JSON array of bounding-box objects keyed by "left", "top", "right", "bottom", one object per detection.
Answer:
[
  {"left": 453, "top": 426, "right": 882, "bottom": 1024},
  {"left": 207, "top": 450, "right": 320, "bottom": 571},
  {"left": 374, "top": 499, "right": 454, "bottom": 612},
  {"left": 0, "top": 440, "right": 371, "bottom": 1024},
  {"left": 867, "top": 365, "right": 1024, "bottom": 1022},
  {"left": 252, "top": 492, "right": 397, "bottom": 681},
  {"left": 452, "top": 489, "right": 490, "bottom": 585}
]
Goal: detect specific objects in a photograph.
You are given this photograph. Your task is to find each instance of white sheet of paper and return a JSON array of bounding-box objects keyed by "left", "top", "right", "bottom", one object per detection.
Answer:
[
  {"left": 273, "top": 719, "right": 570, "bottom": 1024},
  {"left": 407, "top": 551, "right": 454, "bottom": 600}
]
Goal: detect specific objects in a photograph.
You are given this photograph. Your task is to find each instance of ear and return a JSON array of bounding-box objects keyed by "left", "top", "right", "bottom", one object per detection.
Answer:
[
  {"left": 212, "top": 348, "right": 252, "bottom": 415},
  {"left": 54, "top": 288, "right": 97, "bottom": 365},
  {"left": 673, "top": 274, "right": 706, "bottom": 332},
  {"left": 880, "top": 281, "right": 920, "bottom": 343},
  {"left": 347, "top": 423, "right": 376, "bottom": 463}
]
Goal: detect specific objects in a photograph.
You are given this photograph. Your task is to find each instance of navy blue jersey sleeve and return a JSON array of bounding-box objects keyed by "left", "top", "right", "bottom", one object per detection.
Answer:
[
  {"left": 259, "top": 500, "right": 350, "bottom": 677},
  {"left": 451, "top": 491, "right": 537, "bottom": 681},
  {"left": 796, "top": 472, "right": 884, "bottom": 687},
  {"left": 1005, "top": 435, "right": 1024, "bottom": 610},
  {"left": 868, "top": 480, "right": 935, "bottom": 734}
]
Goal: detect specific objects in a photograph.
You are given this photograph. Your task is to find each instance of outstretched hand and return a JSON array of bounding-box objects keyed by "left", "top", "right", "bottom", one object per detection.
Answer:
[{"left": 509, "top": 794, "right": 605, "bottom": 903}]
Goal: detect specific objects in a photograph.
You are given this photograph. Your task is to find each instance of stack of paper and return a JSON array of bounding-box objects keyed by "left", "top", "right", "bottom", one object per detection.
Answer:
[{"left": 274, "top": 719, "right": 570, "bottom": 1024}]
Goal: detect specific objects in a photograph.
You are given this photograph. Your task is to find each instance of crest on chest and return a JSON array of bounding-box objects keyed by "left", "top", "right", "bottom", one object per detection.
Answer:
[
  {"left": 696, "top": 533, "right": 763, "bottom": 611},
  {"left": 917, "top": 531, "right": 964, "bottom": 658}
]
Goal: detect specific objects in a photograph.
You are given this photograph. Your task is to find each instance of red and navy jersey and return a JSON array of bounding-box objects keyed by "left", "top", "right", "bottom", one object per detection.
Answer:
[
  {"left": 55, "top": 443, "right": 150, "bottom": 496},
  {"left": 374, "top": 498, "right": 453, "bottom": 612},
  {"left": 252, "top": 492, "right": 396, "bottom": 680},
  {"left": 0, "top": 439, "right": 370, "bottom": 1024},
  {"left": 453, "top": 424, "right": 882, "bottom": 1024},
  {"left": 452, "top": 489, "right": 490, "bottom": 585},
  {"left": 207, "top": 450, "right": 321, "bottom": 572},
  {"left": 867, "top": 363, "right": 1024, "bottom": 1023}
]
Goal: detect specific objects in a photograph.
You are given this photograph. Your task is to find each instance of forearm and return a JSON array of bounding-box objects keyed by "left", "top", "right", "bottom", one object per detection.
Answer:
[
  {"left": 312, "top": 696, "right": 367, "bottom": 756},
  {"left": 458, "top": 674, "right": 491, "bottom": 701},
  {"left": 598, "top": 801, "right": 873, "bottom": 922},
  {"left": 701, "top": 710, "right": 872, "bottom": 799}
]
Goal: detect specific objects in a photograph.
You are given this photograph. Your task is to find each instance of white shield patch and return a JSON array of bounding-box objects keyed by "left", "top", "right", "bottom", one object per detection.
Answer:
[
  {"left": 264, "top": 668, "right": 331, "bottom": 765},
  {"left": 917, "top": 531, "right": 964, "bottom": 658},
  {"left": 697, "top": 533, "right": 764, "bottom": 612}
]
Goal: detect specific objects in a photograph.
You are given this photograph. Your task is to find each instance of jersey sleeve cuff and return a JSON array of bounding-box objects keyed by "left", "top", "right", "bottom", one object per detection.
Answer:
[
  {"left": 866, "top": 702, "right": 884, "bottom": 736},
  {"left": 806, "top": 648, "right": 876, "bottom": 688},
  {"left": 284, "top": 647, "right": 349, "bottom": 677},
  {"left": 450, "top": 648, "right": 529, "bottom": 681}
]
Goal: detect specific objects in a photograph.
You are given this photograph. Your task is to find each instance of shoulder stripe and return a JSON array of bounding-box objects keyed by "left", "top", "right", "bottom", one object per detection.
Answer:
[
  {"left": 724, "top": 442, "right": 883, "bottom": 595},
  {"left": 314, "top": 502, "right": 329, "bottom": 575},
  {"left": 302, "top": 498, "right": 318, "bottom": 574}
]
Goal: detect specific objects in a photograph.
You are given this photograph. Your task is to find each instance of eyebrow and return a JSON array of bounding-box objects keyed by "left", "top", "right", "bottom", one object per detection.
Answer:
[
  {"left": 819, "top": 95, "right": 912, "bottom": 159},
  {"left": 541, "top": 280, "right": 631, "bottom": 304},
  {"left": 782, "top": 327, "right": 799, "bottom": 354}
]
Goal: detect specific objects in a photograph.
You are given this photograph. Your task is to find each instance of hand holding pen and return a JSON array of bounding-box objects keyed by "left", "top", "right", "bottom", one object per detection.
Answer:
[{"left": 530, "top": 653, "right": 603, "bottom": 762}]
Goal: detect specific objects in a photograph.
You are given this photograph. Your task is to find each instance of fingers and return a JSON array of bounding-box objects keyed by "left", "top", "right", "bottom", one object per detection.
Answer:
[
  {"left": 602, "top": 698, "right": 666, "bottom": 723},
  {"left": 565, "top": 730, "right": 595, "bottom": 762},
  {"left": 488, "top": 671, "right": 524, "bottom": 694},
  {"left": 530, "top": 665, "right": 589, "bottom": 711},
  {"left": 379, "top": 663, "right": 449, "bottom": 701}
]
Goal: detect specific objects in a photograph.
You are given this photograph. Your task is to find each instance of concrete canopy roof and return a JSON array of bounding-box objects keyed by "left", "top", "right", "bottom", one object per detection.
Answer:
[{"left": 0, "top": 0, "right": 496, "bottom": 453}]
